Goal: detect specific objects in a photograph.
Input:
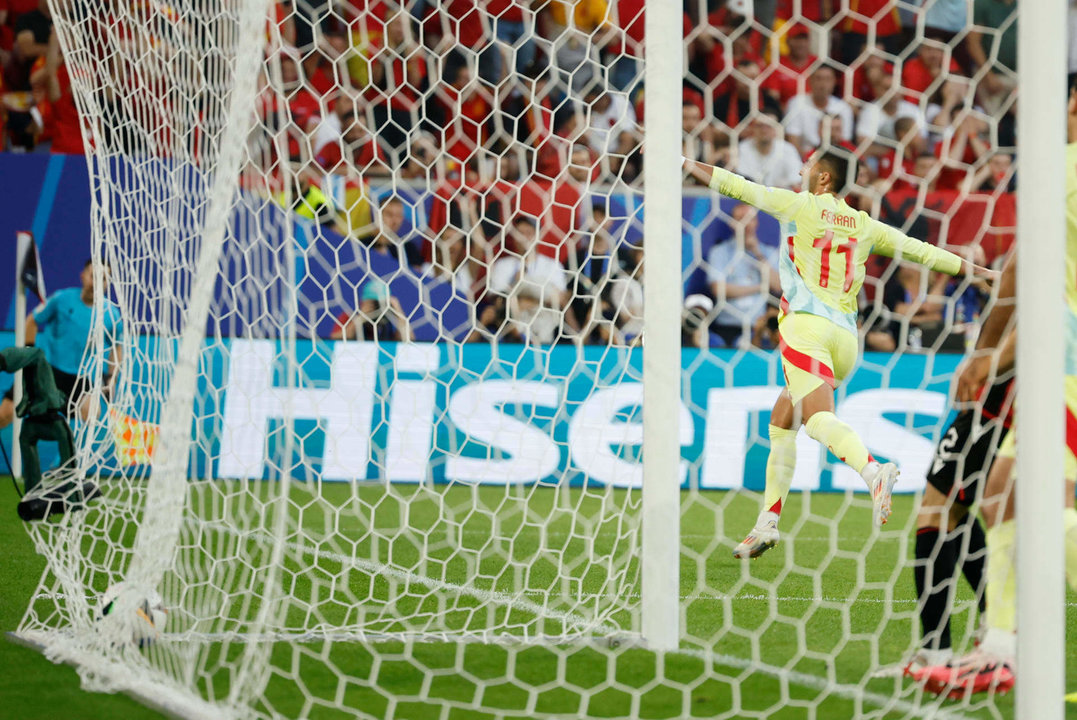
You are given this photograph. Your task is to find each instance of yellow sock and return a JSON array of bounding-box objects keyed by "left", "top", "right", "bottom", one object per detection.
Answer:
[
  {"left": 804, "top": 411, "right": 870, "bottom": 474},
  {"left": 986, "top": 520, "right": 1017, "bottom": 633},
  {"left": 1065, "top": 508, "right": 1077, "bottom": 592},
  {"left": 762, "top": 425, "right": 798, "bottom": 515}
]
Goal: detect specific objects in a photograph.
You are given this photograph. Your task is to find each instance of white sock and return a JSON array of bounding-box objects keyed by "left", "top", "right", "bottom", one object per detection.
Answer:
[
  {"left": 859, "top": 460, "right": 881, "bottom": 486},
  {"left": 979, "top": 627, "right": 1016, "bottom": 665},
  {"left": 757, "top": 510, "right": 779, "bottom": 528}
]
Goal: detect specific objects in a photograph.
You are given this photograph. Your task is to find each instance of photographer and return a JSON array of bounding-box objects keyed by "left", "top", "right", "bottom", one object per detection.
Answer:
[{"left": 330, "top": 278, "right": 412, "bottom": 343}]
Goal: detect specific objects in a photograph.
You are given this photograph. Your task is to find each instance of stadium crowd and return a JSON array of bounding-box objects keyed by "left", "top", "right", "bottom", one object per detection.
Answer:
[{"left": 0, "top": 0, "right": 1039, "bottom": 350}]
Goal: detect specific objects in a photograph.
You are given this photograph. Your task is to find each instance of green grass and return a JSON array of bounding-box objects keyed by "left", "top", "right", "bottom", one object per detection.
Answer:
[{"left": 3, "top": 476, "right": 1076, "bottom": 719}]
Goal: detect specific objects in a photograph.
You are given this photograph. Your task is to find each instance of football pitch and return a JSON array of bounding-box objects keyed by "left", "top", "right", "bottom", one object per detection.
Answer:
[{"left": 2, "top": 477, "right": 1075, "bottom": 720}]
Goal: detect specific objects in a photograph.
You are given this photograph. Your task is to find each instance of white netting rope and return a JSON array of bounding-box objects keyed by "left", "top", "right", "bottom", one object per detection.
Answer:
[{"left": 10, "top": 1, "right": 1022, "bottom": 719}]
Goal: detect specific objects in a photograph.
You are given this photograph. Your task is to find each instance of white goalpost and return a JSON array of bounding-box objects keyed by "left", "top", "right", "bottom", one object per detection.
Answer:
[
  {"left": 6, "top": 0, "right": 1070, "bottom": 718},
  {"left": 1015, "top": 2, "right": 1066, "bottom": 719}
]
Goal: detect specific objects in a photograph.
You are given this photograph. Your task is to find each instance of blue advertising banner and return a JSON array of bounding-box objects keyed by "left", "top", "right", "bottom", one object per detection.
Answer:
[{"left": 0, "top": 331, "right": 959, "bottom": 494}]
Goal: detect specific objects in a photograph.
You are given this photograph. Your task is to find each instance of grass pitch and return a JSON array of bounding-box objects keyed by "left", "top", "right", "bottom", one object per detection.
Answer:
[{"left": 2, "top": 477, "right": 1075, "bottom": 719}]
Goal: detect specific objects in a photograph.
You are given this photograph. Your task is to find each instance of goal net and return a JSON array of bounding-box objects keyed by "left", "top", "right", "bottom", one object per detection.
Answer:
[{"left": 13, "top": 0, "right": 1031, "bottom": 718}]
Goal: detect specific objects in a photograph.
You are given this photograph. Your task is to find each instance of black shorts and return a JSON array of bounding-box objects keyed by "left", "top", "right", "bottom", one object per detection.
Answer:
[
  {"left": 3, "top": 365, "right": 91, "bottom": 418},
  {"left": 925, "top": 380, "right": 1014, "bottom": 507}
]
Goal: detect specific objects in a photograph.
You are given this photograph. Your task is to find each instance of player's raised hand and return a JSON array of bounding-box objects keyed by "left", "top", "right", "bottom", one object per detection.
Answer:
[{"left": 960, "top": 259, "right": 1000, "bottom": 288}]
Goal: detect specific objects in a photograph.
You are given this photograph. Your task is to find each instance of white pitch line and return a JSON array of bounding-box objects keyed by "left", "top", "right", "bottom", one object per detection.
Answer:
[
  {"left": 73, "top": 510, "right": 983, "bottom": 720},
  {"left": 196, "top": 519, "right": 625, "bottom": 637}
]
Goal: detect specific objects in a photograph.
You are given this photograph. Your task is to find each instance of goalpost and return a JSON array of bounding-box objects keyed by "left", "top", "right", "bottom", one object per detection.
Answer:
[
  {"left": 1014, "top": 2, "right": 1066, "bottom": 719},
  {"left": 7, "top": 0, "right": 1068, "bottom": 718}
]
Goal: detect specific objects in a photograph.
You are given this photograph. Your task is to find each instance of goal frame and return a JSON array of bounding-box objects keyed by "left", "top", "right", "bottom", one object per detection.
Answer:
[{"left": 1015, "top": 2, "right": 1067, "bottom": 719}]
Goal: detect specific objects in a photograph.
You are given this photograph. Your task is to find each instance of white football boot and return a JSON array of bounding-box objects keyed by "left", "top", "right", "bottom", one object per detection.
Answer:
[
  {"left": 865, "top": 462, "right": 900, "bottom": 526},
  {"left": 733, "top": 514, "right": 780, "bottom": 559}
]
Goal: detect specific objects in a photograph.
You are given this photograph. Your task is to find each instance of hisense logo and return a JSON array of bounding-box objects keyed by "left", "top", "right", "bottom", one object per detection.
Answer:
[{"left": 217, "top": 339, "right": 944, "bottom": 491}]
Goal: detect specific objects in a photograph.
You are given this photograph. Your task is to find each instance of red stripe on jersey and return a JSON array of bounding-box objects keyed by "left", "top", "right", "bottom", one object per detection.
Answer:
[
  {"left": 786, "top": 235, "right": 798, "bottom": 274},
  {"left": 1066, "top": 405, "right": 1077, "bottom": 460},
  {"left": 778, "top": 339, "right": 836, "bottom": 387},
  {"left": 780, "top": 296, "right": 790, "bottom": 314}
]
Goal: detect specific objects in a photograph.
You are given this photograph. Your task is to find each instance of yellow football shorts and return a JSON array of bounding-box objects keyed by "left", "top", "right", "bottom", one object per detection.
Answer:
[
  {"left": 997, "top": 375, "right": 1077, "bottom": 479},
  {"left": 777, "top": 312, "right": 859, "bottom": 405}
]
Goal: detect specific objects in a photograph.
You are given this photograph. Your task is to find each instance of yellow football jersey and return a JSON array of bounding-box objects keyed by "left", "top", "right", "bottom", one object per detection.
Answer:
[
  {"left": 1066, "top": 143, "right": 1077, "bottom": 372},
  {"left": 709, "top": 166, "right": 964, "bottom": 333}
]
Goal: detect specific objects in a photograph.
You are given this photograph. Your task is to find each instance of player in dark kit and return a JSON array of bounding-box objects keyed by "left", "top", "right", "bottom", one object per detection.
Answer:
[{"left": 881, "top": 252, "right": 1016, "bottom": 678}]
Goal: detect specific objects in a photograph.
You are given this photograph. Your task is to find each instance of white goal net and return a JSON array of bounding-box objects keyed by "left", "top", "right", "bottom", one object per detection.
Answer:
[{"left": 11, "top": 1, "right": 1043, "bottom": 719}]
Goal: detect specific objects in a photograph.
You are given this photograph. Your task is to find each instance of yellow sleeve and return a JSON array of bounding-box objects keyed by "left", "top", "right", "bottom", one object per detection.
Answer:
[
  {"left": 709, "top": 166, "right": 807, "bottom": 223},
  {"left": 869, "top": 219, "right": 963, "bottom": 275}
]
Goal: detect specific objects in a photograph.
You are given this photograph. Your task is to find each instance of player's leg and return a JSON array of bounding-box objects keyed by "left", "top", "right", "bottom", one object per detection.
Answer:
[
  {"left": 913, "top": 483, "right": 963, "bottom": 664},
  {"left": 733, "top": 390, "right": 798, "bottom": 558},
  {"left": 781, "top": 314, "right": 899, "bottom": 524},
  {"left": 922, "top": 431, "right": 1017, "bottom": 696}
]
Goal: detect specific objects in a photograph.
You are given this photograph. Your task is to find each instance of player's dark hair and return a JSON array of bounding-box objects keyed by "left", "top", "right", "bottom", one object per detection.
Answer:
[{"left": 816, "top": 147, "right": 856, "bottom": 195}]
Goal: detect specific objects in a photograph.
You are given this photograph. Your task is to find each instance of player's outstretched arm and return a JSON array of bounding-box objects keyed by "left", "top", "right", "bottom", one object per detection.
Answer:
[
  {"left": 871, "top": 222, "right": 996, "bottom": 280},
  {"left": 954, "top": 252, "right": 1015, "bottom": 403},
  {"left": 683, "top": 157, "right": 805, "bottom": 223}
]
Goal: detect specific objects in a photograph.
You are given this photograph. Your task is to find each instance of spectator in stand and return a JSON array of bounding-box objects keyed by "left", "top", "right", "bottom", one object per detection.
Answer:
[
  {"left": 836, "top": 0, "right": 904, "bottom": 65},
  {"left": 331, "top": 278, "right": 413, "bottom": 343},
  {"left": 771, "top": 22, "right": 818, "bottom": 107},
  {"left": 963, "top": 151, "right": 1015, "bottom": 194},
  {"left": 706, "top": 203, "right": 781, "bottom": 348},
  {"left": 6, "top": 0, "right": 50, "bottom": 148},
  {"left": 935, "top": 111, "right": 991, "bottom": 191},
  {"left": 488, "top": 0, "right": 537, "bottom": 79},
  {"left": 682, "top": 294, "right": 714, "bottom": 349},
  {"left": 581, "top": 86, "right": 637, "bottom": 155},
  {"left": 371, "top": 196, "right": 423, "bottom": 267},
  {"left": 425, "top": 0, "right": 501, "bottom": 86},
  {"left": 847, "top": 45, "right": 891, "bottom": 104},
  {"left": 681, "top": 99, "right": 711, "bottom": 163},
  {"left": 539, "top": 0, "right": 609, "bottom": 96},
  {"left": 875, "top": 116, "right": 931, "bottom": 192},
  {"left": 601, "top": 241, "right": 644, "bottom": 346},
  {"left": 10, "top": 0, "right": 48, "bottom": 81},
  {"left": 924, "top": 75, "right": 975, "bottom": 145},
  {"left": 751, "top": 306, "right": 782, "bottom": 350},
  {"left": 35, "top": 27, "right": 82, "bottom": 154},
  {"left": 426, "top": 219, "right": 491, "bottom": 304},
  {"left": 571, "top": 204, "right": 624, "bottom": 341},
  {"left": 360, "top": 9, "right": 426, "bottom": 156},
  {"left": 817, "top": 113, "right": 858, "bottom": 155},
  {"left": 915, "top": 0, "right": 970, "bottom": 66},
  {"left": 901, "top": 40, "right": 961, "bottom": 105},
  {"left": 883, "top": 263, "right": 950, "bottom": 351},
  {"left": 488, "top": 215, "right": 576, "bottom": 344},
  {"left": 736, "top": 108, "right": 802, "bottom": 189},
  {"left": 400, "top": 130, "right": 443, "bottom": 181},
  {"left": 0, "top": 0, "right": 38, "bottom": 56},
  {"left": 432, "top": 55, "right": 494, "bottom": 164},
  {"left": 783, "top": 64, "right": 854, "bottom": 155},
  {"left": 859, "top": 307, "right": 899, "bottom": 352},
  {"left": 516, "top": 142, "right": 590, "bottom": 262},
  {"left": 279, "top": 52, "right": 327, "bottom": 161},
  {"left": 967, "top": 0, "right": 1017, "bottom": 117},
  {"left": 605, "top": 0, "right": 650, "bottom": 94},
  {"left": 581, "top": 86, "right": 639, "bottom": 179},
  {"left": 714, "top": 59, "right": 782, "bottom": 133},
  {"left": 313, "top": 97, "right": 391, "bottom": 177},
  {"left": 856, "top": 71, "right": 926, "bottom": 156}
]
